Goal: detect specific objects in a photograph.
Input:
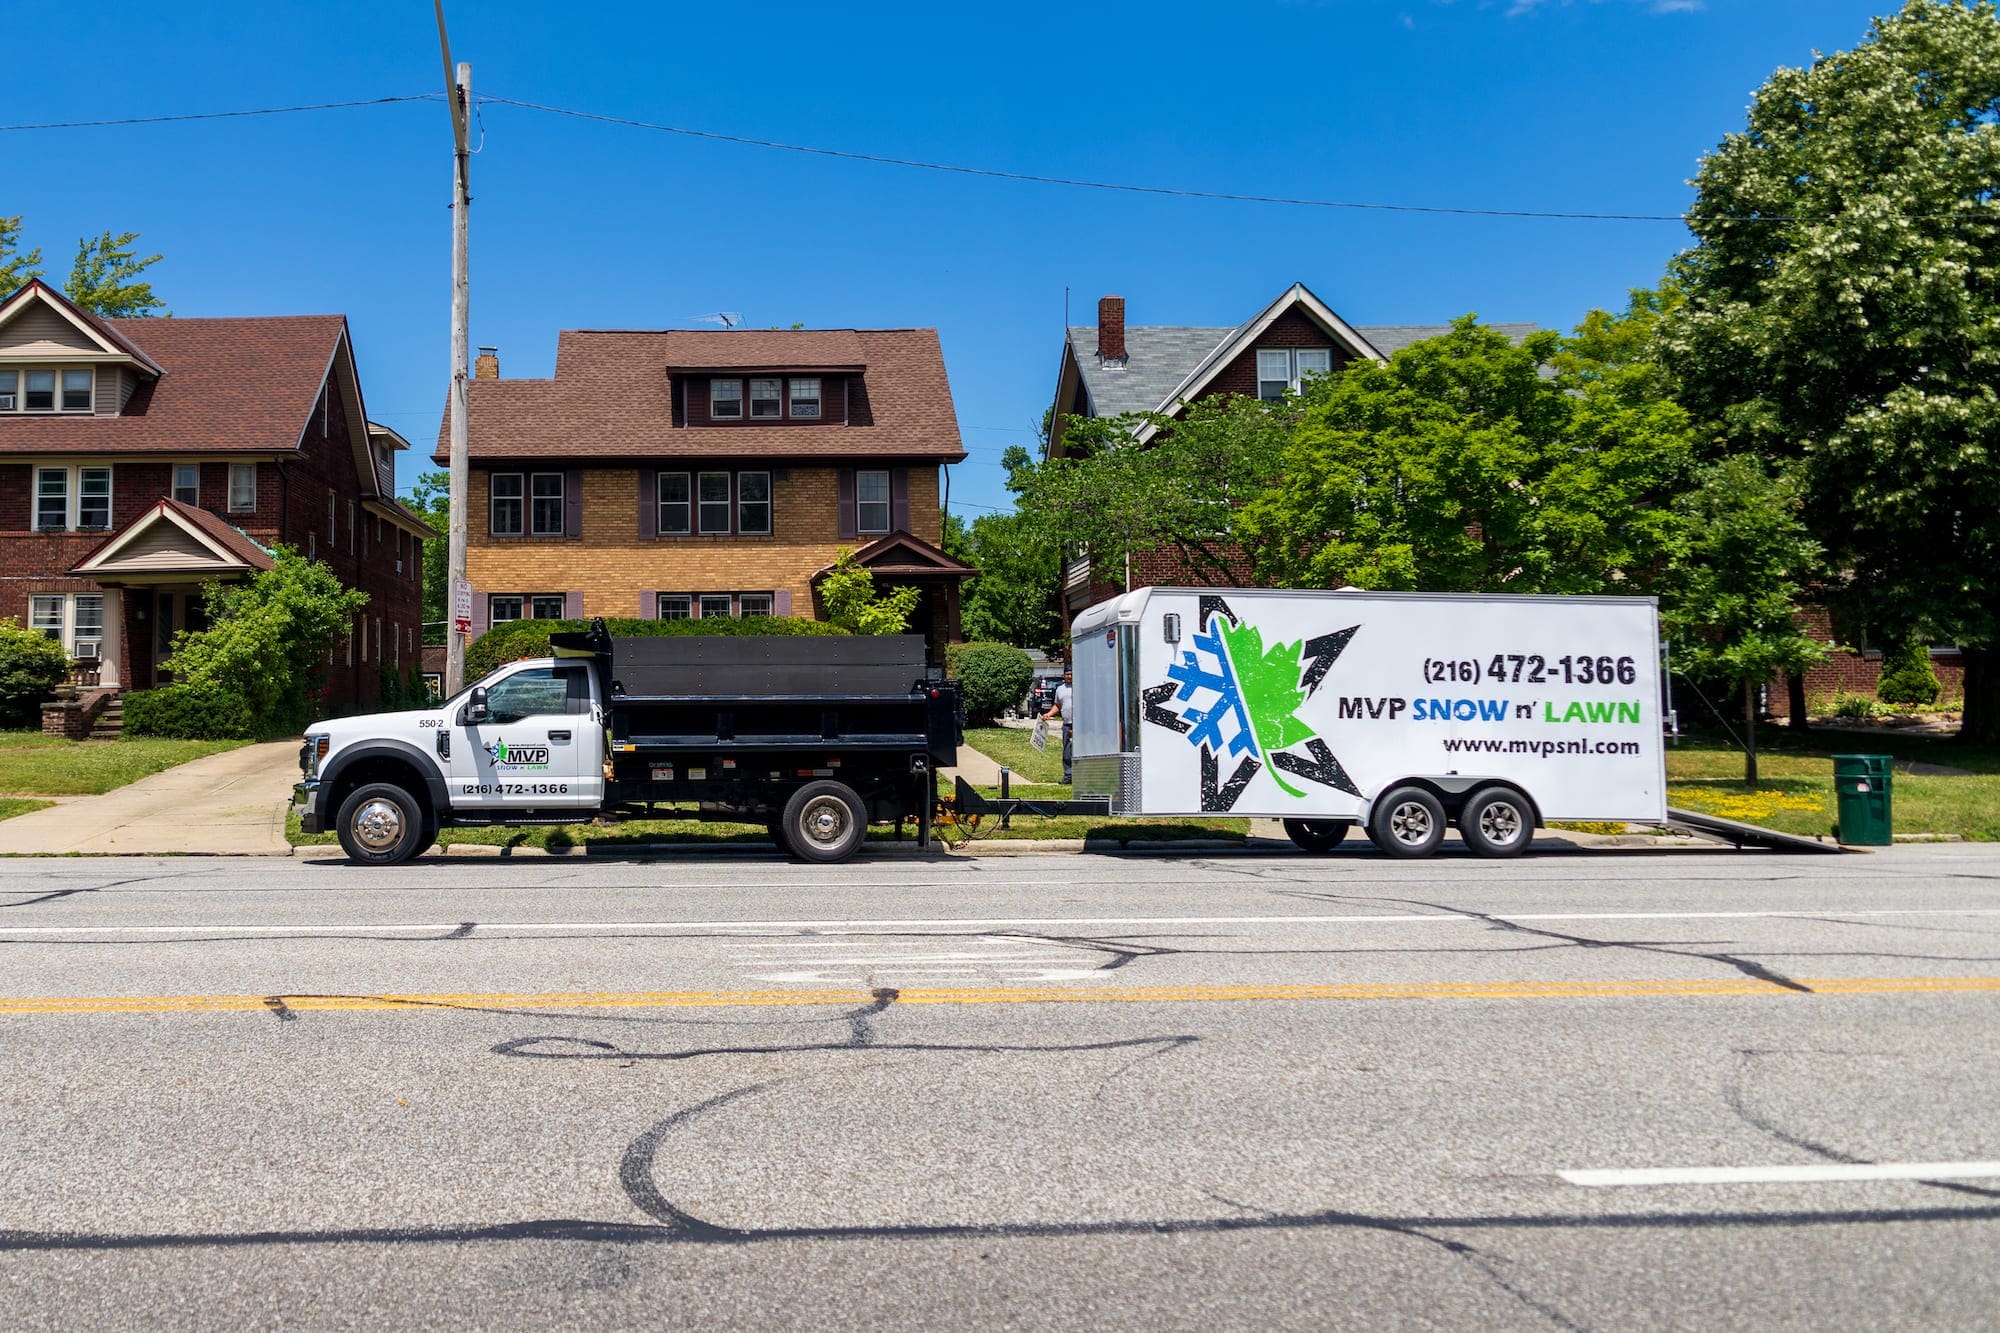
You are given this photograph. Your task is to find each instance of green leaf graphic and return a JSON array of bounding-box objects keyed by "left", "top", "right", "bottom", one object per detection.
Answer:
[{"left": 1217, "top": 621, "right": 1316, "bottom": 797}]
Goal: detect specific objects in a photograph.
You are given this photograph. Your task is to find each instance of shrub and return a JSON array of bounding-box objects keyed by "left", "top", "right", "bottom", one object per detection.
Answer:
[
  {"left": 123, "top": 684, "right": 255, "bottom": 739},
  {"left": 819, "top": 548, "right": 922, "bottom": 634},
  {"left": 1875, "top": 638, "right": 1941, "bottom": 707},
  {"left": 1830, "top": 692, "right": 1888, "bottom": 721},
  {"left": 0, "top": 617, "right": 70, "bottom": 728},
  {"left": 465, "top": 615, "right": 849, "bottom": 678},
  {"left": 948, "top": 640, "right": 1034, "bottom": 724}
]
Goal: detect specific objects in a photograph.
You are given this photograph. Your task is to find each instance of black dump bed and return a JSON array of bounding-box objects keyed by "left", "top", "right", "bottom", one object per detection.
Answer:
[{"left": 605, "top": 634, "right": 929, "bottom": 699}]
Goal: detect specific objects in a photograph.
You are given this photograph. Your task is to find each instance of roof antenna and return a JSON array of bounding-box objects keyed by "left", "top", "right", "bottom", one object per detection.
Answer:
[{"left": 690, "top": 312, "right": 741, "bottom": 328}]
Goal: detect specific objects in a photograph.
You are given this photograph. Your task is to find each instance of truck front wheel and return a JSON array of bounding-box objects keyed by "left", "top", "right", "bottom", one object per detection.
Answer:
[
  {"left": 1367, "top": 786, "right": 1446, "bottom": 859},
  {"left": 336, "top": 782, "right": 426, "bottom": 866},
  {"left": 782, "top": 780, "right": 867, "bottom": 864}
]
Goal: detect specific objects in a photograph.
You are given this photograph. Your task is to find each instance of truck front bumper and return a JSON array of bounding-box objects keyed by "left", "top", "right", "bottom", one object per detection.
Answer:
[{"left": 293, "top": 781, "right": 325, "bottom": 835}]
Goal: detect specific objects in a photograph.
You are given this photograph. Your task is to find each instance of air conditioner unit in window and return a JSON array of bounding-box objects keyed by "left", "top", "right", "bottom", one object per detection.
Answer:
[{"left": 74, "top": 643, "right": 101, "bottom": 662}]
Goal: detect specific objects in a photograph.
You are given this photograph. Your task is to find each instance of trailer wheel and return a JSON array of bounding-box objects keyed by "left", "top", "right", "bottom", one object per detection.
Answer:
[
  {"left": 782, "top": 780, "right": 868, "bottom": 864},
  {"left": 1367, "top": 785, "right": 1446, "bottom": 859},
  {"left": 335, "top": 782, "right": 425, "bottom": 866},
  {"left": 1282, "top": 819, "right": 1350, "bottom": 853},
  {"left": 1460, "top": 787, "right": 1533, "bottom": 858}
]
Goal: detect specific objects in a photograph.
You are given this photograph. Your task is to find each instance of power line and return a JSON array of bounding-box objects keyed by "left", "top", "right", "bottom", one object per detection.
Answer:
[
  {"left": 478, "top": 94, "right": 1692, "bottom": 223},
  {"left": 0, "top": 95, "right": 439, "bottom": 134}
]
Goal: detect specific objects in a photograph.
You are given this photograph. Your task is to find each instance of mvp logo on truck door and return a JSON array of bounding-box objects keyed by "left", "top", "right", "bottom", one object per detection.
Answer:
[
  {"left": 484, "top": 739, "right": 552, "bottom": 768},
  {"left": 1141, "top": 597, "right": 1363, "bottom": 812}
]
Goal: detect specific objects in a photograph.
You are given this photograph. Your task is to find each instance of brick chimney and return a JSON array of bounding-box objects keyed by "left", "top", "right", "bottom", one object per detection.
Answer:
[
  {"left": 474, "top": 346, "right": 500, "bottom": 379},
  {"left": 1096, "top": 296, "right": 1126, "bottom": 365}
]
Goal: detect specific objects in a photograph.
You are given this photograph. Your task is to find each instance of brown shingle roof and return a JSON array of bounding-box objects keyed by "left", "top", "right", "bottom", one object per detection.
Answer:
[
  {"left": 437, "top": 327, "right": 965, "bottom": 464},
  {"left": 0, "top": 312, "right": 345, "bottom": 456}
]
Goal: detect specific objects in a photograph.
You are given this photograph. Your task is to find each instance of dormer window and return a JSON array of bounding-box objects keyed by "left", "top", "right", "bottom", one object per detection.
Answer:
[
  {"left": 0, "top": 371, "right": 13, "bottom": 410},
  {"left": 710, "top": 378, "right": 742, "bottom": 419},
  {"left": 789, "top": 377, "right": 821, "bottom": 419},
  {"left": 24, "top": 371, "right": 55, "bottom": 412},
  {"left": 3, "top": 368, "right": 95, "bottom": 413},
  {"left": 1256, "top": 348, "right": 1333, "bottom": 402},
  {"left": 62, "top": 370, "right": 92, "bottom": 411},
  {"left": 749, "top": 378, "right": 782, "bottom": 419}
]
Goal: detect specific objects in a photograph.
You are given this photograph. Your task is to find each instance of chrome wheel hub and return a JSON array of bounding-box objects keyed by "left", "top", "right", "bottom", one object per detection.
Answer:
[
  {"left": 353, "top": 799, "right": 404, "bottom": 852},
  {"left": 1388, "top": 802, "right": 1433, "bottom": 845},
  {"left": 799, "top": 796, "right": 850, "bottom": 847},
  {"left": 1479, "top": 801, "right": 1524, "bottom": 846}
]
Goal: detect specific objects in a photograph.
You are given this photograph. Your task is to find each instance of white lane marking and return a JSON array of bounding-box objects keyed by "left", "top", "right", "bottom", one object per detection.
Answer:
[
  {"left": 5, "top": 908, "right": 2000, "bottom": 938},
  {"left": 1561, "top": 1161, "right": 2000, "bottom": 1187}
]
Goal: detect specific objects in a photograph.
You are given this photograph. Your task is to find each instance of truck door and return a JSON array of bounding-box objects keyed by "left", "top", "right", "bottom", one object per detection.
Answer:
[{"left": 451, "top": 664, "right": 603, "bottom": 810}]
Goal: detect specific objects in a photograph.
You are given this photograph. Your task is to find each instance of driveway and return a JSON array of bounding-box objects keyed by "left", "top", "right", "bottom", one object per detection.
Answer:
[{"left": 0, "top": 740, "right": 296, "bottom": 855}]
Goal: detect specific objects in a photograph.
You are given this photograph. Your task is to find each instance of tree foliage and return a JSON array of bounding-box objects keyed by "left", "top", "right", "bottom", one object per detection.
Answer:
[
  {"left": 819, "top": 548, "right": 922, "bottom": 635},
  {"left": 66, "top": 230, "right": 168, "bottom": 318},
  {"left": 0, "top": 617, "right": 70, "bottom": 728},
  {"left": 409, "top": 469, "right": 452, "bottom": 644},
  {"left": 946, "top": 448, "right": 1065, "bottom": 654},
  {"left": 0, "top": 216, "right": 43, "bottom": 300},
  {"left": 946, "top": 640, "right": 1035, "bottom": 725},
  {"left": 1877, "top": 635, "right": 1944, "bottom": 706},
  {"left": 1660, "top": 0, "right": 2000, "bottom": 741}
]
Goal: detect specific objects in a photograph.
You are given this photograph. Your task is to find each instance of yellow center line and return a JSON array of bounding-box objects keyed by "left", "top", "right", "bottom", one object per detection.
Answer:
[{"left": 0, "top": 976, "right": 1996, "bottom": 1017}]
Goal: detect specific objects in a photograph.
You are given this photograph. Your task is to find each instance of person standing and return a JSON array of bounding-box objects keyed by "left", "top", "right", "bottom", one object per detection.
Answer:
[{"left": 1044, "top": 668, "right": 1074, "bottom": 783}]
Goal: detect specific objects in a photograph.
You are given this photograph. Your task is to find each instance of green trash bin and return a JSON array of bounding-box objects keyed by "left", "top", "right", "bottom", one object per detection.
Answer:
[{"left": 1832, "top": 754, "right": 1893, "bottom": 846}]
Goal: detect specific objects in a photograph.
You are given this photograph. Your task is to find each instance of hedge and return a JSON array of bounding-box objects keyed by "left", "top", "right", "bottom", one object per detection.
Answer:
[
  {"left": 0, "top": 616, "right": 70, "bottom": 729},
  {"left": 465, "top": 615, "right": 849, "bottom": 678},
  {"left": 1876, "top": 637, "right": 1942, "bottom": 707},
  {"left": 947, "top": 640, "right": 1034, "bottom": 724},
  {"left": 123, "top": 684, "right": 256, "bottom": 740}
]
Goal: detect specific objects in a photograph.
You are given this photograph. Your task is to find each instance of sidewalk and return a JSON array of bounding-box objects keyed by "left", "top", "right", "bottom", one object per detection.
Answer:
[
  {"left": 0, "top": 741, "right": 297, "bottom": 855},
  {"left": 941, "top": 743, "right": 1008, "bottom": 786}
]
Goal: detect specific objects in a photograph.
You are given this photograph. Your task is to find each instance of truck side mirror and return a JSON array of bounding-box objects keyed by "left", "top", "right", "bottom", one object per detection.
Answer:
[{"left": 464, "top": 686, "right": 490, "bottom": 724}]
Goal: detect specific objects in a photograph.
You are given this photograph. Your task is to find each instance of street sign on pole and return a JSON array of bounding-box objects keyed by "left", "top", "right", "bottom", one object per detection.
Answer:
[{"left": 452, "top": 579, "right": 472, "bottom": 637}]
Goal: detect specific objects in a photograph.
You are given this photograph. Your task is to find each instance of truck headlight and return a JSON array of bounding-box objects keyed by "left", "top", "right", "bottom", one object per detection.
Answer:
[{"left": 302, "top": 734, "right": 330, "bottom": 778}]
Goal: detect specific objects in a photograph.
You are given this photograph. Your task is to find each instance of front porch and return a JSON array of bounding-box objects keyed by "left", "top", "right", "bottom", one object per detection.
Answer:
[{"left": 811, "top": 530, "right": 977, "bottom": 664}]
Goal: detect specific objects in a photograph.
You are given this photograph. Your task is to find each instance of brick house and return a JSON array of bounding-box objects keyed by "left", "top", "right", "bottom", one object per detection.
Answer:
[
  {"left": 0, "top": 279, "right": 433, "bottom": 721},
  {"left": 442, "top": 326, "right": 973, "bottom": 660},
  {"left": 1046, "top": 282, "right": 1535, "bottom": 627}
]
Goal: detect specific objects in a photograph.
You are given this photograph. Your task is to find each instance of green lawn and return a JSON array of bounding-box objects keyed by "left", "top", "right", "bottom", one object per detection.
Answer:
[
  {"left": 0, "top": 797, "right": 55, "bottom": 822},
  {"left": 1663, "top": 735, "right": 2000, "bottom": 841},
  {"left": 962, "top": 725, "right": 1070, "bottom": 786},
  {"left": 0, "top": 732, "right": 247, "bottom": 797}
]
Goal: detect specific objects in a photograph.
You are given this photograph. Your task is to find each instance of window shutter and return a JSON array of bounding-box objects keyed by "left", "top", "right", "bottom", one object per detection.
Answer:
[
  {"left": 565, "top": 591, "right": 583, "bottom": 620},
  {"left": 565, "top": 469, "right": 583, "bottom": 539},
  {"left": 638, "top": 470, "right": 656, "bottom": 539},
  {"left": 774, "top": 589, "right": 792, "bottom": 616},
  {"left": 639, "top": 590, "right": 657, "bottom": 619},
  {"left": 890, "top": 468, "right": 910, "bottom": 534},
  {"left": 471, "top": 596, "right": 489, "bottom": 639},
  {"left": 837, "top": 469, "right": 857, "bottom": 539}
]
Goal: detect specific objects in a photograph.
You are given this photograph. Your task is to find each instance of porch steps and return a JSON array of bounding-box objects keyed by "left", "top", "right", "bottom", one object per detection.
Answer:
[{"left": 87, "top": 694, "right": 124, "bottom": 741}]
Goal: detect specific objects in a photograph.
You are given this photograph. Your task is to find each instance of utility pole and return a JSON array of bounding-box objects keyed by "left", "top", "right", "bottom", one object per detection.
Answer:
[{"left": 436, "top": 3, "right": 472, "bottom": 694}]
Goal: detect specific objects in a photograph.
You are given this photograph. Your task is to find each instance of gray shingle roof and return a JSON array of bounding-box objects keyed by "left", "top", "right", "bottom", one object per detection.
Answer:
[{"left": 1065, "top": 320, "right": 1540, "bottom": 418}]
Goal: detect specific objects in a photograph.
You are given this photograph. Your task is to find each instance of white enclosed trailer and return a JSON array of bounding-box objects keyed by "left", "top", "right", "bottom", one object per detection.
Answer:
[{"left": 1068, "top": 587, "right": 1668, "bottom": 857}]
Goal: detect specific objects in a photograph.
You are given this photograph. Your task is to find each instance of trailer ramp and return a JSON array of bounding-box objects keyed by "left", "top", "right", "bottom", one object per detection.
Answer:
[{"left": 1664, "top": 807, "right": 1847, "bottom": 854}]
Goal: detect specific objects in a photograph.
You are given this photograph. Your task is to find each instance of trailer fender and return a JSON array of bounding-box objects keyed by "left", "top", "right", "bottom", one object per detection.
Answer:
[{"left": 1360, "top": 775, "right": 1542, "bottom": 827}]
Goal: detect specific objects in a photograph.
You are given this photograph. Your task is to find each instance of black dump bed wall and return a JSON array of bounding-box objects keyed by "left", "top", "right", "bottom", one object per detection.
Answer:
[{"left": 608, "top": 635, "right": 929, "bottom": 699}]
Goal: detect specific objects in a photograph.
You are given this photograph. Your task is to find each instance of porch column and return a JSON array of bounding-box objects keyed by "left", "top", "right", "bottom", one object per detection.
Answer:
[{"left": 98, "top": 587, "right": 124, "bottom": 690}]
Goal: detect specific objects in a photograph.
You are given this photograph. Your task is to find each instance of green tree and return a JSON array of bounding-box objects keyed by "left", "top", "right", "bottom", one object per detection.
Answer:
[
  {"left": 66, "top": 230, "right": 168, "bottom": 318},
  {"left": 0, "top": 216, "right": 44, "bottom": 299},
  {"left": 0, "top": 617, "right": 70, "bottom": 728},
  {"left": 949, "top": 480, "right": 1064, "bottom": 654},
  {"left": 409, "top": 469, "right": 452, "bottom": 644},
  {"left": 1877, "top": 635, "right": 1944, "bottom": 706},
  {"left": 819, "top": 548, "right": 921, "bottom": 634},
  {"left": 1661, "top": 458, "right": 1829, "bottom": 785},
  {"left": 1660, "top": 0, "right": 2000, "bottom": 743},
  {"left": 1238, "top": 311, "right": 1696, "bottom": 594}
]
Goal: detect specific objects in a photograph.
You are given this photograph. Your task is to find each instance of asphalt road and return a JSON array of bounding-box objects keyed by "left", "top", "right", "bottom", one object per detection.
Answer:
[{"left": 3, "top": 844, "right": 1998, "bottom": 1330}]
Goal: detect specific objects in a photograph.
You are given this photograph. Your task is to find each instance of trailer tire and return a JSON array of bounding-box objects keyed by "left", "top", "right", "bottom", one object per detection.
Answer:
[
  {"left": 782, "top": 780, "right": 868, "bottom": 864},
  {"left": 336, "top": 782, "right": 426, "bottom": 866},
  {"left": 1282, "top": 819, "right": 1350, "bottom": 853},
  {"left": 1459, "top": 786, "right": 1533, "bottom": 858},
  {"left": 1367, "top": 785, "right": 1446, "bottom": 859}
]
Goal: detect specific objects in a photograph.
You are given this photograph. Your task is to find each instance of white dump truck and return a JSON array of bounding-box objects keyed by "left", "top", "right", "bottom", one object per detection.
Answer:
[{"left": 1061, "top": 587, "right": 1668, "bottom": 858}]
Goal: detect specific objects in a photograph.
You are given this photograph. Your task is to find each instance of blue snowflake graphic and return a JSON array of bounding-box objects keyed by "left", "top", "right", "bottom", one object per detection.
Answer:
[{"left": 1164, "top": 620, "right": 1259, "bottom": 760}]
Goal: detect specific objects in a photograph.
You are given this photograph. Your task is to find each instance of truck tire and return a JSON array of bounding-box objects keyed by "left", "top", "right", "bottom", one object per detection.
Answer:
[
  {"left": 1283, "top": 819, "right": 1350, "bottom": 853},
  {"left": 766, "top": 817, "right": 796, "bottom": 858},
  {"left": 336, "top": 782, "right": 426, "bottom": 866},
  {"left": 782, "top": 780, "right": 868, "bottom": 864},
  {"left": 1367, "top": 785, "right": 1446, "bottom": 859},
  {"left": 1460, "top": 786, "right": 1533, "bottom": 858}
]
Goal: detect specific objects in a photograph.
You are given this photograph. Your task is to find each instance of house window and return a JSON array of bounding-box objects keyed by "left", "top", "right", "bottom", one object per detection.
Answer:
[
  {"left": 749, "top": 378, "right": 782, "bottom": 419},
  {"left": 489, "top": 596, "right": 524, "bottom": 623},
  {"left": 29, "top": 595, "right": 63, "bottom": 642},
  {"left": 61, "top": 369, "right": 93, "bottom": 412},
  {"left": 24, "top": 371, "right": 55, "bottom": 412},
  {"left": 35, "top": 468, "right": 67, "bottom": 530},
  {"left": 530, "top": 595, "right": 566, "bottom": 620},
  {"left": 697, "top": 472, "right": 731, "bottom": 534},
  {"left": 78, "top": 467, "right": 110, "bottom": 529},
  {"left": 348, "top": 500, "right": 356, "bottom": 549},
  {"left": 1256, "top": 347, "right": 1334, "bottom": 402},
  {"left": 530, "top": 473, "right": 564, "bottom": 535},
  {"left": 738, "top": 593, "right": 773, "bottom": 618},
  {"left": 856, "top": 469, "right": 891, "bottom": 534},
  {"left": 228, "top": 464, "right": 256, "bottom": 513},
  {"left": 737, "top": 471, "right": 771, "bottom": 535},
  {"left": 327, "top": 492, "right": 336, "bottom": 544},
  {"left": 710, "top": 378, "right": 742, "bottom": 419},
  {"left": 490, "top": 473, "right": 524, "bottom": 535},
  {"left": 699, "top": 594, "right": 734, "bottom": 620},
  {"left": 788, "top": 377, "right": 821, "bottom": 419},
  {"left": 173, "top": 464, "right": 200, "bottom": 505},
  {"left": 73, "top": 595, "right": 103, "bottom": 660},
  {"left": 0, "top": 370, "right": 15, "bottom": 411},
  {"left": 659, "top": 472, "right": 691, "bottom": 535},
  {"left": 658, "top": 594, "right": 692, "bottom": 620}
]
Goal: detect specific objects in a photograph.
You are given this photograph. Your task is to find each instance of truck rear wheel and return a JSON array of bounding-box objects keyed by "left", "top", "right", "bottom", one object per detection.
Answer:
[
  {"left": 1282, "top": 819, "right": 1350, "bottom": 853},
  {"left": 782, "top": 780, "right": 868, "bottom": 864},
  {"left": 1367, "top": 785, "right": 1446, "bottom": 859},
  {"left": 1460, "top": 787, "right": 1533, "bottom": 858},
  {"left": 336, "top": 782, "right": 426, "bottom": 866},
  {"left": 766, "top": 817, "right": 796, "bottom": 858}
]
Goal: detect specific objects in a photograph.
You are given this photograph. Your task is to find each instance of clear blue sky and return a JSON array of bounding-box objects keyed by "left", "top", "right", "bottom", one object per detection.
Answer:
[{"left": 6, "top": 0, "right": 1903, "bottom": 518}]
